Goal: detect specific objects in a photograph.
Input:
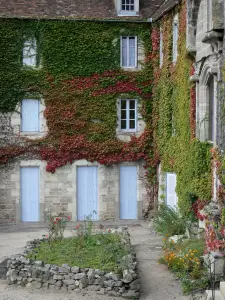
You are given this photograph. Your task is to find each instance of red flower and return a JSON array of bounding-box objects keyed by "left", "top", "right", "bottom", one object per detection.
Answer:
[
  {"left": 68, "top": 216, "right": 71, "bottom": 221},
  {"left": 56, "top": 217, "right": 60, "bottom": 221},
  {"left": 75, "top": 224, "right": 80, "bottom": 229}
]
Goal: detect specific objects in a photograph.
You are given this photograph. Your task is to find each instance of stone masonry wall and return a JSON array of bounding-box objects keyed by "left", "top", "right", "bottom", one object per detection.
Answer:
[{"left": 0, "top": 159, "right": 147, "bottom": 224}]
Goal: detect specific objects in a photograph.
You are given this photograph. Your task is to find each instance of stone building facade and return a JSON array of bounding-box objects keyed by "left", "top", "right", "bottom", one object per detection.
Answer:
[
  {"left": 157, "top": 0, "right": 225, "bottom": 208},
  {"left": 187, "top": 0, "right": 225, "bottom": 202},
  {"left": 0, "top": 0, "right": 169, "bottom": 224},
  {"left": 2, "top": 0, "right": 224, "bottom": 224}
]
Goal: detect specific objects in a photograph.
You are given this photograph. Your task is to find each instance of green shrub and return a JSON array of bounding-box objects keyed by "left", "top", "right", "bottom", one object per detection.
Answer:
[{"left": 153, "top": 203, "right": 186, "bottom": 236}]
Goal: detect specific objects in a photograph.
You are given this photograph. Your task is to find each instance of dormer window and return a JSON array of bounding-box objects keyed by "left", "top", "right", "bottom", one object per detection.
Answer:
[
  {"left": 118, "top": 0, "right": 138, "bottom": 16},
  {"left": 122, "top": 0, "right": 134, "bottom": 11}
]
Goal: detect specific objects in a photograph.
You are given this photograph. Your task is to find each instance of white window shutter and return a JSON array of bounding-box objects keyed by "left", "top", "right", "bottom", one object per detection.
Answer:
[
  {"left": 166, "top": 173, "right": 178, "bottom": 208},
  {"left": 21, "top": 99, "right": 40, "bottom": 132},
  {"left": 173, "top": 18, "right": 178, "bottom": 63},
  {"left": 160, "top": 29, "right": 163, "bottom": 67}
]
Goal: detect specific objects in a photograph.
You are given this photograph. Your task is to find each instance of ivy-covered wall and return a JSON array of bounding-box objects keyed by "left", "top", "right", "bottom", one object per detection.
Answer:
[
  {"left": 0, "top": 1, "right": 214, "bottom": 218},
  {"left": 0, "top": 19, "right": 155, "bottom": 175},
  {"left": 151, "top": 1, "right": 212, "bottom": 216}
]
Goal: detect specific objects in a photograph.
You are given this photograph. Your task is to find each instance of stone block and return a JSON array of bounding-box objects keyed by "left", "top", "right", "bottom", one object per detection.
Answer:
[
  {"left": 63, "top": 279, "right": 75, "bottom": 285},
  {"left": 71, "top": 266, "right": 80, "bottom": 273},
  {"left": 74, "top": 273, "right": 85, "bottom": 280},
  {"left": 55, "top": 280, "right": 62, "bottom": 287}
]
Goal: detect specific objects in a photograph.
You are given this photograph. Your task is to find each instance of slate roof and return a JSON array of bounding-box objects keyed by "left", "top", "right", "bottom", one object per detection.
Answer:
[
  {"left": 151, "top": 0, "right": 181, "bottom": 20},
  {"left": 0, "top": 0, "right": 180, "bottom": 20}
]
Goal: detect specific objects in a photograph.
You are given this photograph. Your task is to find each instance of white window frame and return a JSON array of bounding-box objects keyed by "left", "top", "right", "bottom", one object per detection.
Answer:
[
  {"left": 172, "top": 15, "right": 179, "bottom": 64},
  {"left": 160, "top": 27, "right": 163, "bottom": 68},
  {"left": 120, "top": 36, "right": 138, "bottom": 68},
  {"left": 21, "top": 99, "right": 40, "bottom": 132},
  {"left": 119, "top": 99, "right": 137, "bottom": 132},
  {"left": 23, "top": 37, "right": 38, "bottom": 67},
  {"left": 119, "top": 0, "right": 138, "bottom": 16}
]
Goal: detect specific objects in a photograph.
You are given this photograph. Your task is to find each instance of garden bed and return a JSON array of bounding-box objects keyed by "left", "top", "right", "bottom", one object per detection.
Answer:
[
  {"left": 159, "top": 238, "right": 208, "bottom": 295},
  {"left": 6, "top": 228, "right": 140, "bottom": 299}
]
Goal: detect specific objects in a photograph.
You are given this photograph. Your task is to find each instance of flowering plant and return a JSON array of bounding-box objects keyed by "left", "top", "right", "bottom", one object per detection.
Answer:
[
  {"left": 73, "top": 211, "right": 97, "bottom": 246},
  {"left": 191, "top": 199, "right": 209, "bottom": 221},
  {"left": 205, "top": 221, "right": 225, "bottom": 253},
  {"left": 45, "top": 210, "right": 71, "bottom": 244}
]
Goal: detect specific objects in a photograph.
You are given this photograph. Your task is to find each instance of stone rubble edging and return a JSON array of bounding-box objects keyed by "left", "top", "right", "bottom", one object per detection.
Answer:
[{"left": 6, "top": 228, "right": 140, "bottom": 299}]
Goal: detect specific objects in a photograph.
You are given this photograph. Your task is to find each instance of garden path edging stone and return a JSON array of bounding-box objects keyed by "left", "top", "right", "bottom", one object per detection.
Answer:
[{"left": 6, "top": 228, "right": 140, "bottom": 299}]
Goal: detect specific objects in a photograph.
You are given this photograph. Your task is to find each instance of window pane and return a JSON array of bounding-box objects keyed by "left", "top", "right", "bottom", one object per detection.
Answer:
[
  {"left": 129, "top": 120, "right": 135, "bottom": 129},
  {"left": 122, "top": 48, "right": 127, "bottom": 66},
  {"left": 122, "top": 38, "right": 127, "bottom": 66},
  {"left": 129, "top": 51, "right": 135, "bottom": 66},
  {"left": 121, "top": 99, "right": 127, "bottom": 109},
  {"left": 121, "top": 110, "right": 127, "bottom": 119},
  {"left": 129, "top": 100, "right": 135, "bottom": 109},
  {"left": 122, "top": 37, "right": 127, "bottom": 47},
  {"left": 129, "top": 110, "right": 135, "bottom": 119},
  {"left": 129, "top": 37, "right": 135, "bottom": 46},
  {"left": 121, "top": 120, "right": 126, "bottom": 129},
  {"left": 23, "top": 38, "right": 37, "bottom": 67},
  {"left": 129, "top": 38, "right": 135, "bottom": 66},
  {"left": 130, "top": 5, "right": 134, "bottom": 10},
  {"left": 122, "top": 4, "right": 126, "bottom": 10},
  {"left": 126, "top": 5, "right": 129, "bottom": 10}
]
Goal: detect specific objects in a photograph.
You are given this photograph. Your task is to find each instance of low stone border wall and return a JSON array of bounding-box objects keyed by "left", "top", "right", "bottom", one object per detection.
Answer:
[{"left": 6, "top": 228, "right": 140, "bottom": 299}]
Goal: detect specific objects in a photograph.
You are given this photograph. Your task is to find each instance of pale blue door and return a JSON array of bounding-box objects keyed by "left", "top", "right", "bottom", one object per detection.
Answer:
[
  {"left": 120, "top": 166, "right": 137, "bottom": 219},
  {"left": 77, "top": 167, "right": 98, "bottom": 221},
  {"left": 21, "top": 167, "right": 39, "bottom": 222}
]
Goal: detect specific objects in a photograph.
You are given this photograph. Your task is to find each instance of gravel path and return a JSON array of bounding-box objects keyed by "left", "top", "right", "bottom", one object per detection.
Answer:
[
  {"left": 129, "top": 225, "right": 189, "bottom": 300},
  {"left": 0, "top": 224, "right": 189, "bottom": 300}
]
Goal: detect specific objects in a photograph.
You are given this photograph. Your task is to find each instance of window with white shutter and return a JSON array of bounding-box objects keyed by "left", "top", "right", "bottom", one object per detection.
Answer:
[
  {"left": 120, "top": 99, "right": 137, "bottom": 132},
  {"left": 172, "top": 15, "right": 179, "bottom": 64},
  {"left": 23, "top": 38, "right": 37, "bottom": 67},
  {"left": 160, "top": 28, "right": 163, "bottom": 67},
  {"left": 121, "top": 36, "right": 137, "bottom": 68},
  {"left": 21, "top": 99, "right": 40, "bottom": 132}
]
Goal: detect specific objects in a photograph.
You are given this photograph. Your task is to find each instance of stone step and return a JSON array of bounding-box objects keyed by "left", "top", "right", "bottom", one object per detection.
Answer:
[
  {"left": 0, "top": 221, "right": 142, "bottom": 232},
  {"left": 220, "top": 282, "right": 225, "bottom": 299},
  {"left": 206, "top": 290, "right": 225, "bottom": 300}
]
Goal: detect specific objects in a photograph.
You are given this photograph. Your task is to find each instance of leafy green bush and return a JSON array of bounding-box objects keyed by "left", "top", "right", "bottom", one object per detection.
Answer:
[{"left": 153, "top": 203, "right": 186, "bottom": 236}]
